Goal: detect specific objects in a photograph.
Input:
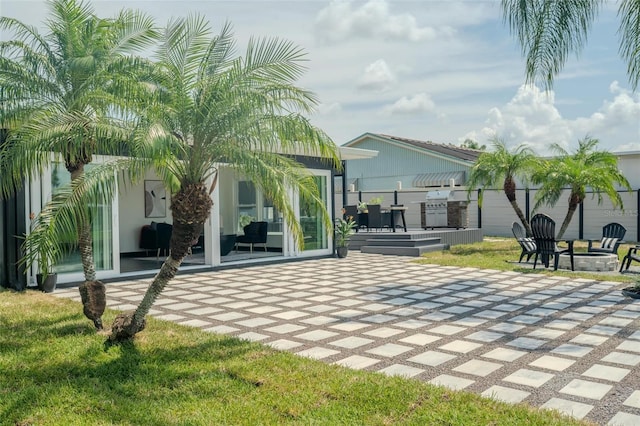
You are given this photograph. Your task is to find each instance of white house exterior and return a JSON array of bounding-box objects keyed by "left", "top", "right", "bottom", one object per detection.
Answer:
[{"left": 1, "top": 146, "right": 375, "bottom": 289}]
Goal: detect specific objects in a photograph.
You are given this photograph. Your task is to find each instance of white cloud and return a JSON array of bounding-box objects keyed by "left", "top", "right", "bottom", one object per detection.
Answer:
[
  {"left": 382, "top": 93, "right": 436, "bottom": 116},
  {"left": 357, "top": 59, "right": 395, "bottom": 91},
  {"left": 315, "top": 0, "right": 439, "bottom": 43},
  {"left": 471, "top": 83, "right": 640, "bottom": 155}
]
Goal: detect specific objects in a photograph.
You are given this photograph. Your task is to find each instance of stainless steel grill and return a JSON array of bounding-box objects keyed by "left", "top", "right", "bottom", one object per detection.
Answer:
[{"left": 423, "top": 190, "right": 455, "bottom": 228}]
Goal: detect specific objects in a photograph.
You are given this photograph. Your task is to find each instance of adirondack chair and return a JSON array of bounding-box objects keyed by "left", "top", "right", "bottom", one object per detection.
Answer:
[
  {"left": 512, "top": 221, "right": 536, "bottom": 263},
  {"left": 530, "top": 213, "right": 574, "bottom": 271},
  {"left": 587, "top": 222, "right": 626, "bottom": 255},
  {"left": 620, "top": 245, "right": 640, "bottom": 272}
]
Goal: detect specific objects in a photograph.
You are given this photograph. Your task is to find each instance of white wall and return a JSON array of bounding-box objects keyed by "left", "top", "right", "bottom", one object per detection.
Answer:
[
  {"left": 118, "top": 172, "right": 173, "bottom": 253},
  {"left": 617, "top": 153, "right": 640, "bottom": 188}
]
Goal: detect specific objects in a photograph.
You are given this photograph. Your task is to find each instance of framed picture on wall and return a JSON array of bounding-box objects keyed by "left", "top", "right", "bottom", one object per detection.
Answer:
[{"left": 144, "top": 180, "right": 166, "bottom": 218}]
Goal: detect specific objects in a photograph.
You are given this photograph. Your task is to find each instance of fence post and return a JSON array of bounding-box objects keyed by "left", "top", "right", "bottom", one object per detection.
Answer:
[
  {"left": 579, "top": 202, "right": 584, "bottom": 240},
  {"left": 525, "top": 188, "right": 530, "bottom": 223},
  {"left": 340, "top": 161, "right": 347, "bottom": 209},
  {"left": 477, "top": 188, "right": 482, "bottom": 229}
]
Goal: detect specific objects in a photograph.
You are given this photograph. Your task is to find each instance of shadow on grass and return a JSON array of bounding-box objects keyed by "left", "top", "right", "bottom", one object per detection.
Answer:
[
  {"left": 449, "top": 245, "right": 515, "bottom": 256},
  {"left": 0, "top": 301, "right": 264, "bottom": 425}
]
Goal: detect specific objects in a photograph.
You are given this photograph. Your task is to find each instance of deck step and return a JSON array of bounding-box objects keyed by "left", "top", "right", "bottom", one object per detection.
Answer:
[
  {"left": 363, "top": 237, "right": 442, "bottom": 247},
  {"left": 350, "top": 232, "right": 432, "bottom": 241},
  {"left": 361, "top": 244, "right": 448, "bottom": 257}
]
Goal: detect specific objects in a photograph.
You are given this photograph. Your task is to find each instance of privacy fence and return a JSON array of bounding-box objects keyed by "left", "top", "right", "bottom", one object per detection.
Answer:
[{"left": 335, "top": 188, "right": 640, "bottom": 243}]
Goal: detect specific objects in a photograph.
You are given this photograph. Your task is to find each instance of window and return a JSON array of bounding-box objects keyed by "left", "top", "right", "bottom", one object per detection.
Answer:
[{"left": 238, "top": 181, "right": 257, "bottom": 228}]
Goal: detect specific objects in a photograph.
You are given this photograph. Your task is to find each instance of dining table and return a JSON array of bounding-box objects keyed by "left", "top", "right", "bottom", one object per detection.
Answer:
[{"left": 357, "top": 205, "right": 407, "bottom": 232}]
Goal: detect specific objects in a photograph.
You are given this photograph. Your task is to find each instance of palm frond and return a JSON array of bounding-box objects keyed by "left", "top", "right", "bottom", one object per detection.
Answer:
[
  {"left": 502, "top": 0, "right": 602, "bottom": 91},
  {"left": 109, "top": 9, "right": 159, "bottom": 55},
  {"left": 619, "top": 0, "right": 640, "bottom": 89}
]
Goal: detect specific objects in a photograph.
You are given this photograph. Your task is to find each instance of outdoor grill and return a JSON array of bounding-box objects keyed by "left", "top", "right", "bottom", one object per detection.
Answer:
[
  {"left": 420, "top": 190, "right": 468, "bottom": 229},
  {"left": 422, "top": 190, "right": 454, "bottom": 228}
]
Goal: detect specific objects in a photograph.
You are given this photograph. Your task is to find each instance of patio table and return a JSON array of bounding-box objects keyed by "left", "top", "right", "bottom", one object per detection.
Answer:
[{"left": 389, "top": 205, "right": 407, "bottom": 232}]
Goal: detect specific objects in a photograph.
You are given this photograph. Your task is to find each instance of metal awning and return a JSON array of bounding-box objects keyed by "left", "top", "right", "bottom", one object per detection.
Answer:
[{"left": 413, "top": 171, "right": 465, "bottom": 188}]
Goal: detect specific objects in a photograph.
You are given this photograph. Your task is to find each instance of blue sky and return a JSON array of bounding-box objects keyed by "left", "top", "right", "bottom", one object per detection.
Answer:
[{"left": 3, "top": 0, "right": 639, "bottom": 154}]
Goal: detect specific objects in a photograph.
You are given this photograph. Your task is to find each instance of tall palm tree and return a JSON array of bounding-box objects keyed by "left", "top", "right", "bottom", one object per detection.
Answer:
[
  {"left": 0, "top": 0, "right": 157, "bottom": 329},
  {"left": 501, "top": 0, "right": 640, "bottom": 91},
  {"left": 466, "top": 138, "right": 537, "bottom": 236},
  {"left": 108, "top": 17, "right": 340, "bottom": 342},
  {"left": 531, "top": 137, "right": 631, "bottom": 239}
]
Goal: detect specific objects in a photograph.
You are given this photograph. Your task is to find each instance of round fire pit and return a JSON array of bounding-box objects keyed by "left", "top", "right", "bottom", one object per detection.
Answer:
[{"left": 557, "top": 252, "right": 619, "bottom": 272}]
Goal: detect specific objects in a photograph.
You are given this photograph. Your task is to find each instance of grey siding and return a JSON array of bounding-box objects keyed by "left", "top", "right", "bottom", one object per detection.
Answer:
[{"left": 345, "top": 138, "right": 471, "bottom": 191}]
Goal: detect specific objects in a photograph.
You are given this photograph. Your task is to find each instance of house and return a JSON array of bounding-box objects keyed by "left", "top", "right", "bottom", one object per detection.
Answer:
[
  {"left": 0, "top": 141, "right": 376, "bottom": 290},
  {"left": 341, "top": 133, "right": 483, "bottom": 192}
]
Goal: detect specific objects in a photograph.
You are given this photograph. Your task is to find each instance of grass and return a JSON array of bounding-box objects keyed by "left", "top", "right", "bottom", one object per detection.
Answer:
[
  {"left": 0, "top": 290, "right": 588, "bottom": 426},
  {"left": 415, "top": 238, "right": 637, "bottom": 283}
]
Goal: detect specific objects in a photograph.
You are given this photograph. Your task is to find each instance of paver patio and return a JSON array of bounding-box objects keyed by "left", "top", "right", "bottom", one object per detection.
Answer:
[{"left": 54, "top": 252, "right": 640, "bottom": 425}]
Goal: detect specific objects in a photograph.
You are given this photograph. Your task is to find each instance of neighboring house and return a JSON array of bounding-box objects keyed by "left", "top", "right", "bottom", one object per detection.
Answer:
[
  {"left": 341, "top": 133, "right": 483, "bottom": 192},
  {"left": 0, "top": 143, "right": 374, "bottom": 289}
]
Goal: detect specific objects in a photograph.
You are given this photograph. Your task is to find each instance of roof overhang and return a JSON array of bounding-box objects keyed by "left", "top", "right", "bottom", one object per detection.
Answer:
[{"left": 339, "top": 146, "right": 378, "bottom": 160}]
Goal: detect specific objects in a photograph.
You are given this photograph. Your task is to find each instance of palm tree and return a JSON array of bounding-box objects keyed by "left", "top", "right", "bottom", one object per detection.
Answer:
[
  {"left": 501, "top": 0, "right": 640, "bottom": 91},
  {"left": 108, "top": 17, "right": 340, "bottom": 342},
  {"left": 0, "top": 0, "right": 157, "bottom": 329},
  {"left": 466, "top": 138, "right": 537, "bottom": 236},
  {"left": 531, "top": 137, "right": 631, "bottom": 239}
]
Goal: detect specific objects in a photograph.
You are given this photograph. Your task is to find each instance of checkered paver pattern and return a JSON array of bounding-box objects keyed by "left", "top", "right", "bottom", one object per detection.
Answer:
[{"left": 54, "top": 253, "right": 640, "bottom": 425}]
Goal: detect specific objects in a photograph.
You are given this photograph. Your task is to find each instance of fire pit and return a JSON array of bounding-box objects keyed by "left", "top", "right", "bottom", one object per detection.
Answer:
[{"left": 557, "top": 252, "right": 619, "bottom": 272}]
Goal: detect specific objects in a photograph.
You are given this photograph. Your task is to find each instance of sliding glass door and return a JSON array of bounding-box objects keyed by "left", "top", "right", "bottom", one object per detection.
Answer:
[
  {"left": 299, "top": 173, "right": 330, "bottom": 252},
  {"left": 50, "top": 163, "right": 114, "bottom": 275}
]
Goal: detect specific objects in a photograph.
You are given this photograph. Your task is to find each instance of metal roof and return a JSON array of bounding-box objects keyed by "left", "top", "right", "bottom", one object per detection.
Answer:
[
  {"left": 377, "top": 134, "right": 482, "bottom": 162},
  {"left": 343, "top": 133, "right": 482, "bottom": 163}
]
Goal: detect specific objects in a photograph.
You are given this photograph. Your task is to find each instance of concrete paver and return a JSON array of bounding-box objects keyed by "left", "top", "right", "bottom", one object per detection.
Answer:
[{"left": 53, "top": 252, "right": 640, "bottom": 425}]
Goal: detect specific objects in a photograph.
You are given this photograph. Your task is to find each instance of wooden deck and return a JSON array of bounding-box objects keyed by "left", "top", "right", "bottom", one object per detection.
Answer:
[{"left": 349, "top": 228, "right": 483, "bottom": 257}]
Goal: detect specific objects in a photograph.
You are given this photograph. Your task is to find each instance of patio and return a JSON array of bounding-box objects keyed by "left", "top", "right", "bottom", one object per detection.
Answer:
[{"left": 55, "top": 252, "right": 640, "bottom": 425}]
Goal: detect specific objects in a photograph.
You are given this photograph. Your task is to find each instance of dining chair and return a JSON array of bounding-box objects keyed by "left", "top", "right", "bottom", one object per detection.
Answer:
[{"left": 366, "top": 204, "right": 389, "bottom": 231}]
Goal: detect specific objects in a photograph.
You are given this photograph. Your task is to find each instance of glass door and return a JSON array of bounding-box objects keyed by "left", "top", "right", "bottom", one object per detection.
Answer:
[
  {"left": 299, "top": 174, "right": 329, "bottom": 252},
  {"left": 51, "top": 162, "right": 114, "bottom": 275}
]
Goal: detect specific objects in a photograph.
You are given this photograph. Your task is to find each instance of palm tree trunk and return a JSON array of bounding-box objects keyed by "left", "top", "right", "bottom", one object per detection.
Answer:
[
  {"left": 109, "top": 221, "right": 203, "bottom": 342},
  {"left": 109, "top": 182, "right": 212, "bottom": 342},
  {"left": 557, "top": 194, "right": 581, "bottom": 239},
  {"left": 69, "top": 165, "right": 106, "bottom": 330},
  {"left": 504, "top": 177, "right": 532, "bottom": 236},
  {"left": 109, "top": 255, "right": 183, "bottom": 341},
  {"left": 509, "top": 200, "right": 532, "bottom": 236}
]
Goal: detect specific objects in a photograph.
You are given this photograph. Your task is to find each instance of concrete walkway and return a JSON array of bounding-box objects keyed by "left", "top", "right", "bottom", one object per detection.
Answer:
[{"left": 55, "top": 253, "right": 640, "bottom": 425}]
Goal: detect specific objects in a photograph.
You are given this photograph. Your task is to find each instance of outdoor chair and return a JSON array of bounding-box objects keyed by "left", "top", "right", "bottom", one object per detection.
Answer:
[
  {"left": 530, "top": 213, "right": 574, "bottom": 271},
  {"left": 366, "top": 204, "right": 389, "bottom": 231},
  {"left": 236, "top": 221, "right": 268, "bottom": 253},
  {"left": 343, "top": 205, "right": 361, "bottom": 231},
  {"left": 139, "top": 221, "right": 172, "bottom": 260},
  {"left": 512, "top": 221, "right": 536, "bottom": 263},
  {"left": 588, "top": 222, "right": 626, "bottom": 255},
  {"left": 156, "top": 223, "right": 173, "bottom": 260},
  {"left": 620, "top": 245, "right": 640, "bottom": 272}
]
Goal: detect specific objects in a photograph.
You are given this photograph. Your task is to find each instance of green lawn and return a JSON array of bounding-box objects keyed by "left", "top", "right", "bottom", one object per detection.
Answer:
[
  {"left": 0, "top": 290, "right": 588, "bottom": 426},
  {"left": 415, "top": 238, "right": 637, "bottom": 283}
]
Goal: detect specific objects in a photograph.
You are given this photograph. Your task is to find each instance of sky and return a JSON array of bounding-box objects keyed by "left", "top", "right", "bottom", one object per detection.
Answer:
[{"left": 2, "top": 0, "right": 640, "bottom": 155}]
